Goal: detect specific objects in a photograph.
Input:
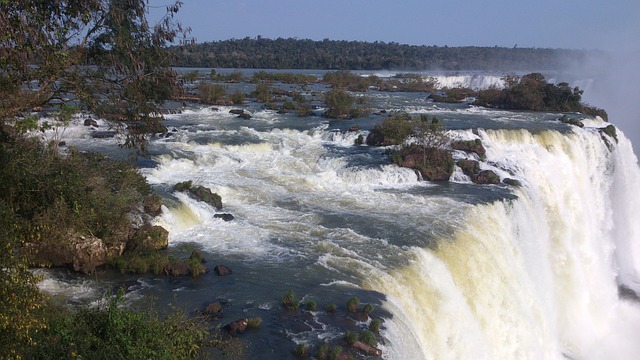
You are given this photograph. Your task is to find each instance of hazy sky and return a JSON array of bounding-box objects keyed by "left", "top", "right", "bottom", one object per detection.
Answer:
[{"left": 151, "top": 0, "right": 640, "bottom": 50}]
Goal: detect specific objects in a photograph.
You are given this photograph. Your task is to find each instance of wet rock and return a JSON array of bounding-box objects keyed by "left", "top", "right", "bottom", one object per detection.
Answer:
[
  {"left": 237, "top": 112, "right": 252, "bottom": 119},
  {"left": 214, "top": 213, "right": 235, "bottom": 222},
  {"left": 229, "top": 109, "right": 244, "bottom": 115},
  {"left": 352, "top": 341, "right": 382, "bottom": 357},
  {"left": 457, "top": 159, "right": 481, "bottom": 178},
  {"left": 90, "top": 130, "right": 116, "bottom": 139},
  {"left": 214, "top": 264, "right": 233, "bottom": 276},
  {"left": 164, "top": 262, "right": 190, "bottom": 276},
  {"left": 84, "top": 118, "right": 98, "bottom": 127},
  {"left": 451, "top": 139, "right": 486, "bottom": 159},
  {"left": 174, "top": 180, "right": 223, "bottom": 210},
  {"left": 223, "top": 319, "right": 248, "bottom": 337},
  {"left": 203, "top": 301, "right": 223, "bottom": 317},
  {"left": 503, "top": 178, "right": 522, "bottom": 187},
  {"left": 474, "top": 170, "right": 500, "bottom": 185}
]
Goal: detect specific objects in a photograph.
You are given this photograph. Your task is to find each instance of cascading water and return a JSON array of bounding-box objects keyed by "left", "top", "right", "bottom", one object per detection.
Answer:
[{"left": 41, "top": 92, "right": 640, "bottom": 359}]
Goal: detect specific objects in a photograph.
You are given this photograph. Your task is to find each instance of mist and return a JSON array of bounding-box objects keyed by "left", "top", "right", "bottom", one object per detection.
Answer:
[{"left": 576, "top": 49, "right": 640, "bottom": 159}]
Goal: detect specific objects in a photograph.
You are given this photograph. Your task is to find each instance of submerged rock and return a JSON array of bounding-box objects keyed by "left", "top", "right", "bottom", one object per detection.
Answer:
[
  {"left": 174, "top": 180, "right": 223, "bottom": 210},
  {"left": 223, "top": 319, "right": 248, "bottom": 337},
  {"left": 214, "top": 213, "right": 235, "bottom": 222},
  {"left": 214, "top": 264, "right": 233, "bottom": 276}
]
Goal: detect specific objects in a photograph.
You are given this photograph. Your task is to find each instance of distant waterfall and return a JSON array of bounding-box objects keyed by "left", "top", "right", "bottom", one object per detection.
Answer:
[{"left": 373, "top": 127, "right": 640, "bottom": 359}]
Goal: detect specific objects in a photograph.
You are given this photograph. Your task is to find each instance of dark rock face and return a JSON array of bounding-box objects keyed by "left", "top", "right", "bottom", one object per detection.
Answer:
[
  {"left": 223, "top": 319, "right": 248, "bottom": 337},
  {"left": 214, "top": 213, "right": 235, "bottom": 222},
  {"left": 84, "top": 118, "right": 98, "bottom": 127},
  {"left": 456, "top": 159, "right": 500, "bottom": 185},
  {"left": 451, "top": 139, "right": 486, "bottom": 159},
  {"left": 237, "top": 112, "right": 252, "bottom": 119},
  {"left": 214, "top": 264, "right": 233, "bottom": 276},
  {"left": 174, "top": 180, "right": 223, "bottom": 210},
  {"left": 365, "top": 131, "right": 385, "bottom": 146},
  {"left": 229, "top": 109, "right": 244, "bottom": 115}
]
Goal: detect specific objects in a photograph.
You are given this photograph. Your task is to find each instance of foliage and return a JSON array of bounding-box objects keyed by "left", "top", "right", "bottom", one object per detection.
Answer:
[
  {"left": 305, "top": 300, "right": 318, "bottom": 311},
  {"left": 362, "top": 303, "right": 374, "bottom": 316},
  {"left": 198, "top": 83, "right": 227, "bottom": 104},
  {"left": 473, "top": 73, "right": 606, "bottom": 117},
  {"left": 344, "top": 330, "right": 358, "bottom": 345},
  {"left": 0, "top": 138, "right": 151, "bottom": 250},
  {"left": 23, "top": 290, "right": 209, "bottom": 359},
  {"left": 358, "top": 330, "right": 377, "bottom": 347},
  {"left": 0, "top": 203, "right": 48, "bottom": 358},
  {"left": 282, "top": 289, "right": 300, "bottom": 310},
  {"left": 253, "top": 83, "right": 272, "bottom": 102},
  {"left": 246, "top": 317, "right": 262, "bottom": 328},
  {"left": 231, "top": 91, "right": 245, "bottom": 105},
  {"left": 252, "top": 71, "right": 317, "bottom": 84},
  {"left": 324, "top": 88, "right": 356, "bottom": 119},
  {"left": 293, "top": 343, "right": 309, "bottom": 358},
  {"left": 170, "top": 37, "right": 594, "bottom": 71},
  {"left": 366, "top": 113, "right": 414, "bottom": 146},
  {"left": 369, "top": 319, "right": 382, "bottom": 333},
  {"left": 326, "top": 303, "right": 337, "bottom": 314},
  {"left": 346, "top": 296, "right": 360, "bottom": 313},
  {"left": 0, "top": 0, "right": 189, "bottom": 148}
]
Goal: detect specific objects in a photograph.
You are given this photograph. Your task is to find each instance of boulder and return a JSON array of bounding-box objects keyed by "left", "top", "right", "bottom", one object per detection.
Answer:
[
  {"left": 174, "top": 181, "right": 223, "bottom": 210},
  {"left": 214, "top": 264, "right": 233, "bottom": 276},
  {"left": 237, "top": 112, "right": 252, "bottom": 119},
  {"left": 143, "top": 194, "right": 163, "bottom": 217},
  {"left": 451, "top": 139, "right": 486, "bottom": 159},
  {"left": 503, "top": 178, "right": 522, "bottom": 187},
  {"left": 229, "top": 109, "right": 244, "bottom": 115},
  {"left": 29, "top": 234, "right": 107, "bottom": 274},
  {"left": 164, "top": 262, "right": 190, "bottom": 276},
  {"left": 214, "top": 213, "right": 235, "bottom": 222},
  {"left": 203, "top": 301, "right": 223, "bottom": 317},
  {"left": 474, "top": 170, "right": 500, "bottom": 185},
  {"left": 352, "top": 340, "right": 382, "bottom": 357},
  {"left": 223, "top": 319, "right": 248, "bottom": 337},
  {"left": 398, "top": 146, "right": 454, "bottom": 181},
  {"left": 127, "top": 225, "right": 169, "bottom": 252},
  {"left": 457, "top": 159, "right": 481, "bottom": 178},
  {"left": 84, "top": 118, "right": 98, "bottom": 127},
  {"left": 90, "top": 130, "right": 116, "bottom": 139}
]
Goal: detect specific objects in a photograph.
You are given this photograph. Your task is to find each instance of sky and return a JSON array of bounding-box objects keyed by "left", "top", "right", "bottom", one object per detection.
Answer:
[{"left": 149, "top": 0, "right": 640, "bottom": 155}]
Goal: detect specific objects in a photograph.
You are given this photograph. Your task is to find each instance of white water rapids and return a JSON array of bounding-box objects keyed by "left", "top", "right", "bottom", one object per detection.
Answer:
[{"left": 41, "top": 102, "right": 640, "bottom": 359}]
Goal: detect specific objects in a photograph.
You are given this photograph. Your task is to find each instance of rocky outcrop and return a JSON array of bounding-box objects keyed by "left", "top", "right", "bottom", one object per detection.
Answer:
[
  {"left": 83, "top": 118, "right": 98, "bottom": 127},
  {"left": 127, "top": 224, "right": 169, "bottom": 252},
  {"left": 164, "top": 262, "right": 191, "bottom": 276},
  {"left": 352, "top": 341, "right": 382, "bottom": 357},
  {"left": 456, "top": 159, "right": 500, "bottom": 185},
  {"left": 174, "top": 180, "right": 223, "bottom": 210},
  {"left": 29, "top": 234, "right": 108, "bottom": 274},
  {"left": 396, "top": 145, "right": 454, "bottom": 181},
  {"left": 503, "top": 178, "right": 522, "bottom": 187},
  {"left": 451, "top": 139, "right": 486, "bottom": 159},
  {"left": 203, "top": 301, "right": 223, "bottom": 317},
  {"left": 143, "top": 195, "right": 163, "bottom": 217},
  {"left": 214, "top": 213, "right": 235, "bottom": 222},
  {"left": 223, "top": 319, "right": 248, "bottom": 337}
]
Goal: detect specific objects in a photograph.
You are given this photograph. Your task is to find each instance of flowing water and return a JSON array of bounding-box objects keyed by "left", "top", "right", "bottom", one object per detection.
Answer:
[{"left": 39, "top": 73, "right": 640, "bottom": 359}]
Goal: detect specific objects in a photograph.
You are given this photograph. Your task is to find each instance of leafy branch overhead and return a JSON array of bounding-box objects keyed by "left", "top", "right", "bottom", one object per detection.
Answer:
[{"left": 0, "top": 0, "right": 190, "bottom": 147}]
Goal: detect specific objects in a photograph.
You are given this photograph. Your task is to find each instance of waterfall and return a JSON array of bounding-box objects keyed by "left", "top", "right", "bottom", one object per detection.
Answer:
[{"left": 373, "top": 127, "right": 640, "bottom": 359}]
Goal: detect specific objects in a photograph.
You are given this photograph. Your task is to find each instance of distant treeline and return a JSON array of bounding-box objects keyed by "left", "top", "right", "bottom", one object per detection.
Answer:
[{"left": 170, "top": 37, "right": 596, "bottom": 70}]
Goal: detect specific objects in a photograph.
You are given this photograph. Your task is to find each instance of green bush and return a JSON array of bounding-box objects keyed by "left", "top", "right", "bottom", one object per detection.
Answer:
[
  {"left": 369, "top": 318, "right": 382, "bottom": 333},
  {"left": 25, "top": 291, "right": 208, "bottom": 359},
  {"left": 326, "top": 303, "right": 337, "bottom": 314},
  {"left": 324, "top": 88, "right": 355, "bottom": 119},
  {"left": 305, "top": 300, "right": 317, "bottom": 311},
  {"left": 198, "top": 83, "right": 226, "bottom": 104},
  {"left": 344, "top": 330, "right": 358, "bottom": 345},
  {"left": 346, "top": 296, "right": 360, "bottom": 314},
  {"left": 359, "top": 330, "right": 377, "bottom": 347},
  {"left": 293, "top": 343, "right": 309, "bottom": 358}
]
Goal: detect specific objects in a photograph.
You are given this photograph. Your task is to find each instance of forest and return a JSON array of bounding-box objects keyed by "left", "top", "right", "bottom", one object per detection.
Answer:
[{"left": 170, "top": 37, "right": 596, "bottom": 70}]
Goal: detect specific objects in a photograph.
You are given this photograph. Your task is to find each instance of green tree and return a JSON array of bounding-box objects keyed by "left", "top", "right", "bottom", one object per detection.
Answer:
[
  {"left": 0, "top": 0, "right": 188, "bottom": 148},
  {"left": 324, "top": 88, "right": 355, "bottom": 118}
]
